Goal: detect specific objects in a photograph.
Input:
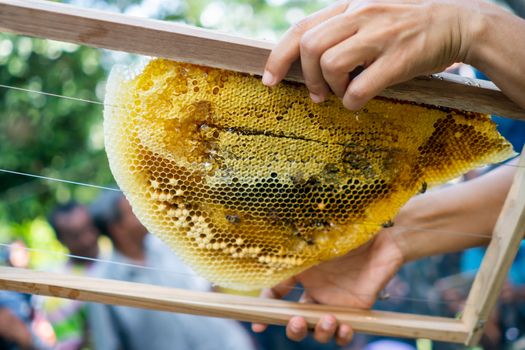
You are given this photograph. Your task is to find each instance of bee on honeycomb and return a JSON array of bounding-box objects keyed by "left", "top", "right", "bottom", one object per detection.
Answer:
[{"left": 104, "top": 59, "right": 514, "bottom": 290}]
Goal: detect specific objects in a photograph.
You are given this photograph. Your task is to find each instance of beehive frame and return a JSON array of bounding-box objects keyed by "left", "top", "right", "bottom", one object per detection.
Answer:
[{"left": 0, "top": 0, "right": 525, "bottom": 345}]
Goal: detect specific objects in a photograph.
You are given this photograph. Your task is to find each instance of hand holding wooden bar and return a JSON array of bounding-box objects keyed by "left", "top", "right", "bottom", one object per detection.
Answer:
[
  {"left": 0, "top": 266, "right": 468, "bottom": 343},
  {"left": 0, "top": 0, "right": 524, "bottom": 120}
]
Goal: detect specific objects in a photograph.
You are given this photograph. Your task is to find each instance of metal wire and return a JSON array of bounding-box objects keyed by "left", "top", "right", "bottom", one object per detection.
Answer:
[
  {"left": 0, "top": 242, "right": 475, "bottom": 307},
  {"left": 0, "top": 80, "right": 513, "bottom": 309},
  {"left": 0, "top": 83, "right": 106, "bottom": 106},
  {"left": 0, "top": 168, "right": 121, "bottom": 192},
  {"left": 0, "top": 167, "right": 497, "bottom": 241}
]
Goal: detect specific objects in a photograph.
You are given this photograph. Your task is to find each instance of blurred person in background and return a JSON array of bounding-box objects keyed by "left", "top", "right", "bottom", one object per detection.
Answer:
[
  {"left": 41, "top": 202, "right": 101, "bottom": 350},
  {"left": 0, "top": 291, "right": 38, "bottom": 350},
  {"left": 47, "top": 202, "right": 100, "bottom": 265},
  {"left": 88, "top": 191, "right": 255, "bottom": 350},
  {"left": 0, "top": 241, "right": 51, "bottom": 350}
]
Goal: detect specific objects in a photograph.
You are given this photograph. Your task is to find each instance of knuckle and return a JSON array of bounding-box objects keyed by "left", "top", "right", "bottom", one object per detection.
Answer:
[
  {"left": 304, "top": 78, "right": 326, "bottom": 93},
  {"left": 290, "top": 17, "right": 312, "bottom": 36},
  {"left": 340, "top": 9, "right": 357, "bottom": 22},
  {"left": 322, "top": 48, "right": 357, "bottom": 74},
  {"left": 320, "top": 52, "right": 343, "bottom": 73},
  {"left": 357, "top": 1, "right": 383, "bottom": 15},
  {"left": 299, "top": 31, "right": 320, "bottom": 56}
]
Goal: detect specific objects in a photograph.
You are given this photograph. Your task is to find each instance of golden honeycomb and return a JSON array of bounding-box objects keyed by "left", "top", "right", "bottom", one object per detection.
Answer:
[{"left": 103, "top": 58, "right": 515, "bottom": 290}]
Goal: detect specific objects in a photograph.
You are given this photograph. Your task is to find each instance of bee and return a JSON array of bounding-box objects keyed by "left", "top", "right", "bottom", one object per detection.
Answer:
[
  {"left": 225, "top": 214, "right": 241, "bottom": 224},
  {"left": 420, "top": 181, "right": 427, "bottom": 194},
  {"left": 382, "top": 220, "right": 394, "bottom": 228}
]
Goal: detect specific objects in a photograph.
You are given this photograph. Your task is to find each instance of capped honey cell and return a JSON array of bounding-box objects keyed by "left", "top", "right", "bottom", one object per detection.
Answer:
[{"left": 104, "top": 59, "right": 515, "bottom": 290}]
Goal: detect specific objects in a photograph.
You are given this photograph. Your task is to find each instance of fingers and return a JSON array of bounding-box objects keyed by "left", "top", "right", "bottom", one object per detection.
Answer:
[
  {"left": 251, "top": 323, "right": 267, "bottom": 333},
  {"left": 299, "top": 291, "right": 315, "bottom": 304},
  {"left": 286, "top": 316, "right": 309, "bottom": 341},
  {"left": 286, "top": 315, "right": 353, "bottom": 345},
  {"left": 313, "top": 314, "right": 338, "bottom": 343},
  {"left": 299, "top": 13, "right": 360, "bottom": 101},
  {"left": 336, "top": 323, "right": 354, "bottom": 346},
  {"left": 263, "top": 0, "right": 348, "bottom": 87},
  {"left": 343, "top": 57, "right": 400, "bottom": 110},
  {"left": 320, "top": 36, "right": 378, "bottom": 98},
  {"left": 254, "top": 287, "right": 354, "bottom": 346}
]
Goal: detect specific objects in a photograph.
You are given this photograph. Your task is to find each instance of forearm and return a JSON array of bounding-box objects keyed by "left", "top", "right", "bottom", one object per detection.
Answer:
[
  {"left": 393, "top": 160, "right": 517, "bottom": 262},
  {"left": 465, "top": 1, "right": 525, "bottom": 109},
  {"left": 0, "top": 309, "right": 33, "bottom": 348}
]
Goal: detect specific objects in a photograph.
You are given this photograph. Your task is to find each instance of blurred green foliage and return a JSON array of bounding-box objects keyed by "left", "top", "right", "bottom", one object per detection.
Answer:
[
  {"left": 0, "top": 36, "right": 112, "bottom": 223},
  {"left": 0, "top": 0, "right": 328, "bottom": 264}
]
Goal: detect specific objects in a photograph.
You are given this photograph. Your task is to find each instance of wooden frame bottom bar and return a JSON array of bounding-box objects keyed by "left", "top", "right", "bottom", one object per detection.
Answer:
[{"left": 0, "top": 266, "right": 468, "bottom": 343}]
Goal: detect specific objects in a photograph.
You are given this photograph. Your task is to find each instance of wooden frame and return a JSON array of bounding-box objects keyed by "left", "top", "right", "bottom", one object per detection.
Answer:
[
  {"left": 1, "top": 0, "right": 525, "bottom": 120},
  {"left": 1, "top": 0, "right": 525, "bottom": 345}
]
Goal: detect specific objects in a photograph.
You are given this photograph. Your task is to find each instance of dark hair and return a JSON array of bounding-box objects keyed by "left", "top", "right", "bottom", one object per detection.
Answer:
[
  {"left": 48, "top": 201, "right": 83, "bottom": 241},
  {"left": 90, "top": 191, "right": 124, "bottom": 238}
]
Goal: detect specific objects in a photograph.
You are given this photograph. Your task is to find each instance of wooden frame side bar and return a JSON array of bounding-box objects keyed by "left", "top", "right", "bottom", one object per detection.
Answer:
[
  {"left": 0, "top": 0, "right": 524, "bottom": 120},
  {"left": 462, "top": 149, "right": 525, "bottom": 345},
  {"left": 0, "top": 266, "right": 468, "bottom": 343}
]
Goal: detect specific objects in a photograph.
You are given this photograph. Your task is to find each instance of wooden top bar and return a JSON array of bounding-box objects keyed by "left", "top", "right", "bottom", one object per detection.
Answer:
[{"left": 0, "top": 0, "right": 524, "bottom": 120}]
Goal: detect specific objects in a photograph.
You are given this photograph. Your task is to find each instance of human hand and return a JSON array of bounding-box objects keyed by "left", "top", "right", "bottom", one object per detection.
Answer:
[
  {"left": 262, "top": 0, "right": 483, "bottom": 110},
  {"left": 499, "top": 281, "right": 525, "bottom": 304},
  {"left": 500, "top": 280, "right": 514, "bottom": 303},
  {"left": 252, "top": 229, "right": 405, "bottom": 346},
  {"left": 250, "top": 160, "right": 517, "bottom": 345},
  {"left": 440, "top": 287, "right": 466, "bottom": 315},
  {"left": 0, "top": 308, "right": 33, "bottom": 349}
]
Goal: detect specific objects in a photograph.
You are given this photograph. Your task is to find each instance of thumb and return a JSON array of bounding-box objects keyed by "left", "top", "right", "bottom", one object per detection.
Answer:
[{"left": 299, "top": 291, "right": 316, "bottom": 304}]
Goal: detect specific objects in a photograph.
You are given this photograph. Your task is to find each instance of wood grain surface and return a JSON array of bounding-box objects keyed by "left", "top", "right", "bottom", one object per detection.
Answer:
[
  {"left": 0, "top": 266, "right": 468, "bottom": 343},
  {"left": 0, "top": 0, "right": 524, "bottom": 119},
  {"left": 463, "top": 149, "right": 525, "bottom": 345}
]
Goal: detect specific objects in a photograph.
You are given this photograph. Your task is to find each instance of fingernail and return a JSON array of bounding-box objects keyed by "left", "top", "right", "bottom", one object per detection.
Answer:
[
  {"left": 309, "top": 92, "right": 324, "bottom": 103},
  {"left": 262, "top": 70, "right": 275, "bottom": 86},
  {"left": 339, "top": 327, "right": 348, "bottom": 339},
  {"left": 321, "top": 318, "right": 333, "bottom": 331},
  {"left": 290, "top": 320, "right": 302, "bottom": 333}
]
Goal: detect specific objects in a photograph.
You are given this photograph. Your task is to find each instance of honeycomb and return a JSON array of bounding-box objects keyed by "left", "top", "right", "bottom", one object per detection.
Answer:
[{"left": 103, "top": 59, "right": 515, "bottom": 290}]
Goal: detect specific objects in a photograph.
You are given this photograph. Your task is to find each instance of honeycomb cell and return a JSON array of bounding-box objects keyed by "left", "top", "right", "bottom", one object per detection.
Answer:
[{"left": 104, "top": 58, "right": 515, "bottom": 290}]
